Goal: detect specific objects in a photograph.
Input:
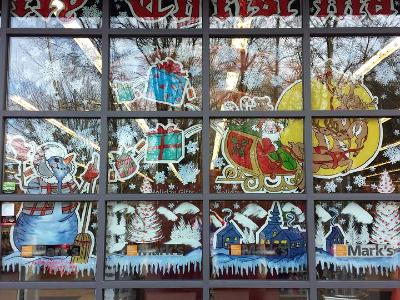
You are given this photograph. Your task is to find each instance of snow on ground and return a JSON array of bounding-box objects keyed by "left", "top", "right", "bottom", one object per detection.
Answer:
[
  {"left": 316, "top": 250, "right": 400, "bottom": 276},
  {"left": 2, "top": 252, "right": 96, "bottom": 277},
  {"left": 106, "top": 248, "right": 202, "bottom": 275},
  {"left": 211, "top": 248, "right": 307, "bottom": 277}
]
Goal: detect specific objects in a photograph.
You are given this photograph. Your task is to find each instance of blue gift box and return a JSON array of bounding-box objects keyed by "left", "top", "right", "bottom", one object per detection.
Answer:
[{"left": 145, "top": 66, "right": 188, "bottom": 106}]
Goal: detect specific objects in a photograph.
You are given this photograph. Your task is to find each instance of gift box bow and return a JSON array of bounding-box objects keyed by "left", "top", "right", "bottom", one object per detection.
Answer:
[
  {"left": 149, "top": 124, "right": 182, "bottom": 135},
  {"left": 156, "top": 59, "right": 187, "bottom": 77}
]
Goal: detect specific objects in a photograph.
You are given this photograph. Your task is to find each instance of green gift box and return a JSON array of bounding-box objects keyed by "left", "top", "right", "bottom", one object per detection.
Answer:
[
  {"left": 112, "top": 83, "right": 136, "bottom": 104},
  {"left": 146, "top": 125, "right": 184, "bottom": 163}
]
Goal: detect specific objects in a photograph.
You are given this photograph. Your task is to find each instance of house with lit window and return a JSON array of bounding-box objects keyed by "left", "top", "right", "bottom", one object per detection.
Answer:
[
  {"left": 256, "top": 202, "right": 306, "bottom": 258},
  {"left": 325, "top": 224, "right": 345, "bottom": 253},
  {"left": 213, "top": 220, "right": 245, "bottom": 250}
]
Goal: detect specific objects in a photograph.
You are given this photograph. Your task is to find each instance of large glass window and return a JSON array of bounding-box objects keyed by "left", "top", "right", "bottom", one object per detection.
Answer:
[{"left": 0, "top": 1, "right": 399, "bottom": 299}]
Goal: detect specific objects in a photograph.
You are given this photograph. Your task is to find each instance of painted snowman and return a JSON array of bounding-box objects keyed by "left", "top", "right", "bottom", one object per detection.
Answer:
[
  {"left": 12, "top": 143, "right": 79, "bottom": 251},
  {"left": 26, "top": 143, "right": 78, "bottom": 194}
]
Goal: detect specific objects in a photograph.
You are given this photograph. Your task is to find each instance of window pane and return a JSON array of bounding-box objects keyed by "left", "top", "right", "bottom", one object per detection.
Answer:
[
  {"left": 210, "top": 118, "right": 304, "bottom": 193},
  {"left": 313, "top": 118, "right": 400, "bottom": 193},
  {"left": 108, "top": 119, "right": 202, "bottom": 193},
  {"left": 10, "top": 0, "right": 102, "bottom": 28},
  {"left": 110, "top": 38, "right": 202, "bottom": 111},
  {"left": 318, "top": 289, "right": 400, "bottom": 300},
  {"left": 210, "top": 200, "right": 307, "bottom": 279},
  {"left": 1, "top": 201, "right": 97, "bottom": 281},
  {"left": 2, "top": 118, "right": 100, "bottom": 194},
  {"left": 211, "top": 289, "right": 308, "bottom": 300},
  {"left": 210, "top": 38, "right": 303, "bottom": 111},
  {"left": 210, "top": 0, "right": 301, "bottom": 28},
  {"left": 105, "top": 200, "right": 202, "bottom": 280},
  {"left": 316, "top": 200, "right": 400, "bottom": 281},
  {"left": 104, "top": 289, "right": 202, "bottom": 300},
  {"left": 311, "top": 36, "right": 400, "bottom": 110},
  {"left": 110, "top": 0, "right": 201, "bottom": 29},
  {"left": 8, "top": 37, "right": 102, "bottom": 111},
  {"left": 1, "top": 289, "right": 95, "bottom": 299},
  {"left": 310, "top": 1, "right": 400, "bottom": 27}
]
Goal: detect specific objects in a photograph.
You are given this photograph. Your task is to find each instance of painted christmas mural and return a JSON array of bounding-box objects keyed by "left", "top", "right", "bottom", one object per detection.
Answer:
[
  {"left": 315, "top": 201, "right": 400, "bottom": 280},
  {"left": 110, "top": 0, "right": 202, "bottom": 29},
  {"left": 105, "top": 201, "right": 202, "bottom": 280},
  {"left": 2, "top": 119, "right": 100, "bottom": 194},
  {"left": 10, "top": 0, "right": 102, "bottom": 29},
  {"left": 1, "top": 201, "right": 97, "bottom": 281},
  {"left": 108, "top": 118, "right": 202, "bottom": 194},
  {"left": 110, "top": 38, "right": 201, "bottom": 111},
  {"left": 210, "top": 200, "right": 307, "bottom": 279},
  {"left": 210, "top": 37, "right": 302, "bottom": 111},
  {"left": 210, "top": 118, "right": 304, "bottom": 193}
]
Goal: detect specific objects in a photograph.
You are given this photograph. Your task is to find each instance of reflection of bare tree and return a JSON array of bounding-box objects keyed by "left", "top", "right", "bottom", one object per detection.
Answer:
[{"left": 9, "top": 37, "right": 102, "bottom": 111}]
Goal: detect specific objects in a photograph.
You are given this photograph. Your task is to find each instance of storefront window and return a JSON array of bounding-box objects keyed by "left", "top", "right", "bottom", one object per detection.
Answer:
[
  {"left": 315, "top": 200, "right": 400, "bottom": 280},
  {"left": 2, "top": 118, "right": 100, "bottom": 194},
  {"left": 210, "top": 200, "right": 307, "bottom": 279},
  {"left": 108, "top": 118, "right": 202, "bottom": 193},
  {"left": 1, "top": 201, "right": 97, "bottom": 281},
  {"left": 1, "top": 1, "right": 399, "bottom": 299},
  {"left": 210, "top": 118, "right": 304, "bottom": 193},
  {"left": 105, "top": 200, "right": 202, "bottom": 280}
]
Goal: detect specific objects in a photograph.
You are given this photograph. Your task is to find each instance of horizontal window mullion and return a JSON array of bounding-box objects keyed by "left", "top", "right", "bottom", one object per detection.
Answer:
[{"left": 5, "top": 28, "right": 102, "bottom": 37}]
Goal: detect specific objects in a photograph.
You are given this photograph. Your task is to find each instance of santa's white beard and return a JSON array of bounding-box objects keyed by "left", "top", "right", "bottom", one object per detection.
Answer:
[{"left": 262, "top": 132, "right": 280, "bottom": 150}]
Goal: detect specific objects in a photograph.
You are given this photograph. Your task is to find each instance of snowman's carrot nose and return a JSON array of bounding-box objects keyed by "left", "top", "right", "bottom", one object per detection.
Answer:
[{"left": 64, "top": 154, "right": 74, "bottom": 164}]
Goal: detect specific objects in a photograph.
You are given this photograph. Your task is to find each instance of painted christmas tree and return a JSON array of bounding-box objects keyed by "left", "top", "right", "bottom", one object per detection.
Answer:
[
  {"left": 127, "top": 202, "right": 163, "bottom": 243},
  {"left": 377, "top": 170, "right": 395, "bottom": 193},
  {"left": 140, "top": 178, "right": 153, "bottom": 193},
  {"left": 345, "top": 216, "right": 358, "bottom": 246},
  {"left": 370, "top": 202, "right": 400, "bottom": 247},
  {"left": 357, "top": 223, "right": 370, "bottom": 245},
  {"left": 166, "top": 217, "right": 201, "bottom": 247},
  {"left": 315, "top": 220, "right": 326, "bottom": 250}
]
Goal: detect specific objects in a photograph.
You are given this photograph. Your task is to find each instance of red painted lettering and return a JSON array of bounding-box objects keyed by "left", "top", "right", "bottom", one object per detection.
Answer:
[
  {"left": 126, "top": 0, "right": 174, "bottom": 19},
  {"left": 11, "top": 0, "right": 30, "bottom": 17},
  {"left": 59, "top": 0, "right": 87, "bottom": 19},
  {"left": 368, "top": 0, "right": 394, "bottom": 15},
  {"left": 251, "top": 0, "right": 279, "bottom": 16}
]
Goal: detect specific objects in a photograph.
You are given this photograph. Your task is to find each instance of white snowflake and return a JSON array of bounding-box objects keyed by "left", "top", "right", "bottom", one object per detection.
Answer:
[
  {"left": 232, "top": 184, "right": 239, "bottom": 191},
  {"left": 216, "top": 41, "right": 238, "bottom": 64},
  {"left": 34, "top": 121, "right": 55, "bottom": 143},
  {"left": 374, "top": 62, "right": 396, "bottom": 85},
  {"left": 366, "top": 203, "right": 373, "bottom": 210},
  {"left": 233, "top": 202, "right": 240, "bottom": 209},
  {"left": 7, "top": 174, "right": 14, "bottom": 180},
  {"left": 66, "top": 145, "right": 73, "bottom": 152},
  {"left": 110, "top": 184, "right": 118, "bottom": 192},
  {"left": 335, "top": 202, "right": 343, "bottom": 208},
  {"left": 335, "top": 177, "right": 344, "bottom": 183},
  {"left": 72, "top": 128, "right": 96, "bottom": 152},
  {"left": 324, "top": 181, "right": 337, "bottom": 193},
  {"left": 168, "top": 183, "right": 176, "bottom": 190},
  {"left": 271, "top": 75, "right": 284, "bottom": 87},
  {"left": 370, "top": 183, "right": 377, "bottom": 190},
  {"left": 383, "top": 146, "right": 400, "bottom": 164},
  {"left": 339, "top": 218, "right": 346, "bottom": 225},
  {"left": 213, "top": 157, "right": 225, "bottom": 169},
  {"left": 91, "top": 223, "right": 98, "bottom": 230},
  {"left": 346, "top": 184, "right": 353, "bottom": 191},
  {"left": 394, "top": 129, "right": 400, "bottom": 136},
  {"left": 321, "top": 203, "right": 328, "bottom": 209},
  {"left": 143, "top": 163, "right": 151, "bottom": 170},
  {"left": 369, "top": 166, "right": 376, "bottom": 172},
  {"left": 315, "top": 184, "right": 322, "bottom": 192},
  {"left": 186, "top": 141, "right": 199, "bottom": 155},
  {"left": 154, "top": 171, "right": 166, "bottom": 184},
  {"left": 81, "top": 155, "right": 87, "bottom": 162},
  {"left": 212, "top": 202, "right": 220, "bottom": 209},
  {"left": 114, "top": 124, "right": 138, "bottom": 148},
  {"left": 178, "top": 162, "right": 200, "bottom": 185},
  {"left": 129, "top": 184, "right": 136, "bottom": 190},
  {"left": 92, "top": 209, "right": 98, "bottom": 215},
  {"left": 353, "top": 175, "right": 366, "bottom": 187},
  {"left": 215, "top": 184, "right": 222, "bottom": 192}
]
